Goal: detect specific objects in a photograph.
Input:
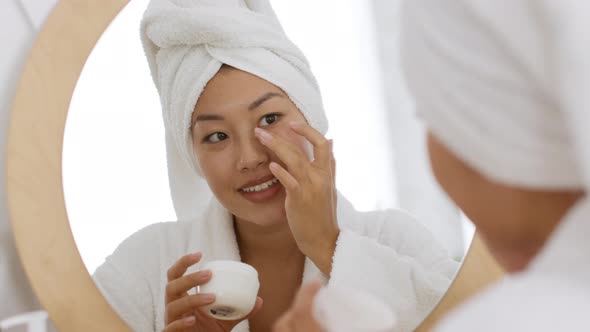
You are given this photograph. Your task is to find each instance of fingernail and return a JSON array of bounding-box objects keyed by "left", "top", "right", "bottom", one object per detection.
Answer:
[
  {"left": 198, "top": 270, "right": 212, "bottom": 280},
  {"left": 202, "top": 294, "right": 216, "bottom": 302},
  {"left": 255, "top": 128, "right": 272, "bottom": 143},
  {"left": 269, "top": 162, "right": 279, "bottom": 171},
  {"left": 184, "top": 316, "right": 196, "bottom": 326}
]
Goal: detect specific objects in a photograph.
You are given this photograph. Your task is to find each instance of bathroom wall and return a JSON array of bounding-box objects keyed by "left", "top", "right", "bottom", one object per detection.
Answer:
[{"left": 0, "top": 0, "right": 58, "bottom": 320}]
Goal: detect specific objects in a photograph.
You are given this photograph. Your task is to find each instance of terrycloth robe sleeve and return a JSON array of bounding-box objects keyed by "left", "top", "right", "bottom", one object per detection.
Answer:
[
  {"left": 92, "top": 223, "right": 169, "bottom": 331},
  {"left": 330, "top": 204, "right": 459, "bottom": 332}
]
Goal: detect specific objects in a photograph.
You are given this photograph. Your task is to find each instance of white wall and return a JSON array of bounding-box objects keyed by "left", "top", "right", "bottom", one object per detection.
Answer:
[{"left": 0, "top": 0, "right": 58, "bottom": 320}]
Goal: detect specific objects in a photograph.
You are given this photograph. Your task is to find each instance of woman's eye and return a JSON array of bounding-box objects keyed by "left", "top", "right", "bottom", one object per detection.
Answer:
[
  {"left": 259, "top": 113, "right": 282, "bottom": 127},
  {"left": 204, "top": 132, "right": 228, "bottom": 143}
]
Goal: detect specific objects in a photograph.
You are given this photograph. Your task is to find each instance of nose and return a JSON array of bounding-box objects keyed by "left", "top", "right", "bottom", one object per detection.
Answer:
[{"left": 236, "top": 135, "right": 269, "bottom": 172}]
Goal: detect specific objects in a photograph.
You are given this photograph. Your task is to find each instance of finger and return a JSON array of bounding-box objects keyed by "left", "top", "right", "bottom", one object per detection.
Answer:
[
  {"left": 328, "top": 139, "right": 336, "bottom": 184},
  {"left": 269, "top": 162, "right": 300, "bottom": 194},
  {"left": 162, "top": 315, "right": 196, "bottom": 332},
  {"left": 254, "top": 128, "right": 309, "bottom": 179},
  {"left": 272, "top": 311, "right": 294, "bottom": 332},
  {"left": 166, "top": 293, "right": 216, "bottom": 322},
  {"left": 247, "top": 297, "right": 264, "bottom": 318},
  {"left": 166, "top": 253, "right": 204, "bottom": 304},
  {"left": 167, "top": 252, "right": 202, "bottom": 282},
  {"left": 293, "top": 280, "right": 322, "bottom": 314},
  {"left": 329, "top": 140, "right": 338, "bottom": 210},
  {"left": 289, "top": 121, "right": 331, "bottom": 169},
  {"left": 166, "top": 270, "right": 212, "bottom": 300}
]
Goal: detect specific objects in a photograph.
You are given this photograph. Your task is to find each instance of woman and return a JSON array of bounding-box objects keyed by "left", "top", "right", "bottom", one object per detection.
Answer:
[
  {"left": 92, "top": 1, "right": 458, "bottom": 331},
  {"left": 275, "top": 0, "right": 590, "bottom": 331}
]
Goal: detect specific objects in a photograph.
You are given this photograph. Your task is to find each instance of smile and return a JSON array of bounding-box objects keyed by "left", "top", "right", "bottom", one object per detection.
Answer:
[{"left": 239, "top": 178, "right": 279, "bottom": 193}]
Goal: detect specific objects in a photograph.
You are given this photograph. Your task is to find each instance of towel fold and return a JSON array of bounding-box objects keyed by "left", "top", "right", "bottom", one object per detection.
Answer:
[{"left": 401, "top": 0, "right": 590, "bottom": 191}]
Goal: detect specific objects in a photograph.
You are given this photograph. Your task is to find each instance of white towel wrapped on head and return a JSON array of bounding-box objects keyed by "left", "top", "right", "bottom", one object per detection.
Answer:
[{"left": 401, "top": 0, "right": 590, "bottom": 191}]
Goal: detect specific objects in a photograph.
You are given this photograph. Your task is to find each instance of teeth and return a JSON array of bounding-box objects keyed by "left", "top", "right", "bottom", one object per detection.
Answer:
[{"left": 242, "top": 178, "right": 278, "bottom": 193}]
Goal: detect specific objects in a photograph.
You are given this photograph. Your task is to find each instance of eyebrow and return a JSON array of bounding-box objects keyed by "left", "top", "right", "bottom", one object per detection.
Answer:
[
  {"left": 247, "top": 92, "right": 284, "bottom": 111},
  {"left": 192, "top": 92, "right": 284, "bottom": 126}
]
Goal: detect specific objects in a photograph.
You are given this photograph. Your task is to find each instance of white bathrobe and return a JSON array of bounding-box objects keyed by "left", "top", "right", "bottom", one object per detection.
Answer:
[
  {"left": 93, "top": 193, "right": 458, "bottom": 332},
  {"left": 433, "top": 198, "right": 590, "bottom": 331}
]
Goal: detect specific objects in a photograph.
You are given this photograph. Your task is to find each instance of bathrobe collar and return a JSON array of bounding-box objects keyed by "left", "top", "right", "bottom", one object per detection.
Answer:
[
  {"left": 186, "top": 195, "right": 327, "bottom": 280},
  {"left": 527, "top": 196, "right": 590, "bottom": 285}
]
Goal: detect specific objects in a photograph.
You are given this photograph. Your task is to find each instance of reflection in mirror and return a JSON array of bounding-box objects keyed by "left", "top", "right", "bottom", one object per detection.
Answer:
[{"left": 63, "top": 1, "right": 473, "bottom": 331}]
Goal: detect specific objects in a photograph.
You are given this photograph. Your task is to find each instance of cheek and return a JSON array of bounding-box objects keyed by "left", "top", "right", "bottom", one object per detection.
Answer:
[
  {"left": 195, "top": 149, "right": 233, "bottom": 193},
  {"left": 427, "top": 133, "right": 507, "bottom": 234},
  {"left": 427, "top": 133, "right": 480, "bottom": 219},
  {"left": 426, "top": 133, "right": 454, "bottom": 195}
]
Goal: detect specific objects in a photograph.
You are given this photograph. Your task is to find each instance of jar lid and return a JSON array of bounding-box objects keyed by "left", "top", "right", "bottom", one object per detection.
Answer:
[{"left": 201, "top": 260, "right": 258, "bottom": 277}]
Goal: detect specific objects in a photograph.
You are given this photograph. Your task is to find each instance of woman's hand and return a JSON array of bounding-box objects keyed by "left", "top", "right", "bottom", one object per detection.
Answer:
[
  {"left": 164, "top": 252, "right": 263, "bottom": 332},
  {"left": 273, "top": 280, "right": 323, "bottom": 332},
  {"left": 254, "top": 121, "right": 340, "bottom": 275}
]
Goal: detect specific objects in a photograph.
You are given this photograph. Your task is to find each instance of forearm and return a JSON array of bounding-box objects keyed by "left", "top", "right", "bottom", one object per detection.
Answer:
[{"left": 304, "top": 227, "right": 340, "bottom": 276}]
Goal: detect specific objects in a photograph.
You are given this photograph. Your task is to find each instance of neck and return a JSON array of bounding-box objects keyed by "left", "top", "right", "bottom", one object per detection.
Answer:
[{"left": 233, "top": 216, "right": 303, "bottom": 262}]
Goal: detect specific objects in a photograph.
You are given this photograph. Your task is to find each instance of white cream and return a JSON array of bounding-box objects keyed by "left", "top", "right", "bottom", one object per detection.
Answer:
[{"left": 197, "top": 261, "right": 260, "bottom": 321}]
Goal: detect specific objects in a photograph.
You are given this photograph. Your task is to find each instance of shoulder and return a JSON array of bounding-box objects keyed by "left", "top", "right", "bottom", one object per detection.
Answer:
[
  {"left": 337, "top": 194, "right": 455, "bottom": 266},
  {"left": 338, "top": 194, "right": 439, "bottom": 247},
  {"left": 95, "top": 220, "right": 197, "bottom": 275},
  {"left": 113, "top": 221, "right": 192, "bottom": 253},
  {"left": 435, "top": 274, "right": 590, "bottom": 332}
]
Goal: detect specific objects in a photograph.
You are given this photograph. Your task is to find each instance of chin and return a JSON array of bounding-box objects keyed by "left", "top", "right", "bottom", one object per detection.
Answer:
[
  {"left": 484, "top": 235, "right": 538, "bottom": 273},
  {"left": 494, "top": 251, "right": 531, "bottom": 273},
  {"left": 255, "top": 217, "right": 287, "bottom": 227},
  {"left": 253, "top": 207, "right": 287, "bottom": 226},
  {"left": 233, "top": 201, "right": 287, "bottom": 226}
]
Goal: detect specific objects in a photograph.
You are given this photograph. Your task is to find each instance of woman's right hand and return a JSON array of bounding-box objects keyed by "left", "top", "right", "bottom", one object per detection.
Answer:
[{"left": 164, "top": 252, "right": 263, "bottom": 332}]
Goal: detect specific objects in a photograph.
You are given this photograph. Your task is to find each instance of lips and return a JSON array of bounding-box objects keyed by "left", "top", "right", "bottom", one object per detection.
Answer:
[
  {"left": 238, "top": 174, "right": 283, "bottom": 203},
  {"left": 238, "top": 174, "right": 277, "bottom": 191}
]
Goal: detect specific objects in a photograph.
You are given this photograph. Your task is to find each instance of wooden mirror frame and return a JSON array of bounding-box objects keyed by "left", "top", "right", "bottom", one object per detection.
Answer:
[{"left": 6, "top": 1, "right": 504, "bottom": 331}]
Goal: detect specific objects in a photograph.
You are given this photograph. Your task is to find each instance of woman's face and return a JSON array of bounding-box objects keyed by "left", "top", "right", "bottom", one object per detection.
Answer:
[
  {"left": 426, "top": 131, "right": 583, "bottom": 272},
  {"left": 191, "top": 66, "right": 309, "bottom": 226}
]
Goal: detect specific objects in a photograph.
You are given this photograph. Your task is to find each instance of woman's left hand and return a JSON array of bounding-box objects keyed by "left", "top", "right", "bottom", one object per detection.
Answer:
[{"left": 254, "top": 121, "right": 339, "bottom": 275}]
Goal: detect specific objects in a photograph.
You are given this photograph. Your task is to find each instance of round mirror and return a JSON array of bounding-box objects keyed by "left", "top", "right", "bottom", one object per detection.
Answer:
[
  {"left": 7, "top": 1, "right": 503, "bottom": 331},
  {"left": 65, "top": 0, "right": 472, "bottom": 274},
  {"left": 64, "top": 1, "right": 471, "bottom": 330}
]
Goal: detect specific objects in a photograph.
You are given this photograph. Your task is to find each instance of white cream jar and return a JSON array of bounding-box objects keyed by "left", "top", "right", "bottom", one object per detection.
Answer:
[{"left": 197, "top": 260, "right": 260, "bottom": 321}]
